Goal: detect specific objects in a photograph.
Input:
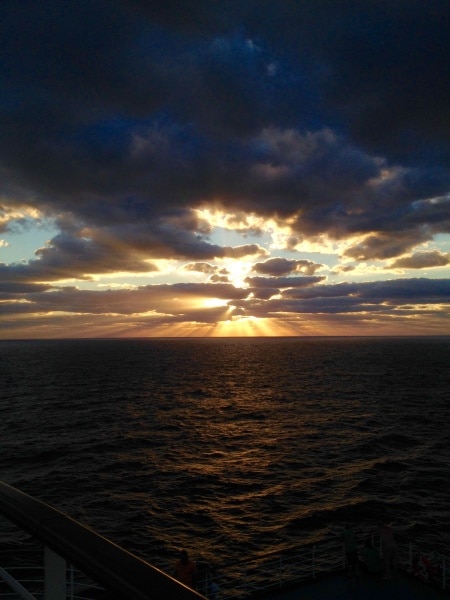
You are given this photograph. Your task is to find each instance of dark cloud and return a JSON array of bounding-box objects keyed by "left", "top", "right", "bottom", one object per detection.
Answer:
[
  {"left": 234, "top": 278, "right": 450, "bottom": 318},
  {"left": 0, "top": 235, "right": 159, "bottom": 283},
  {"left": 184, "top": 262, "right": 218, "bottom": 274},
  {"left": 252, "top": 257, "right": 323, "bottom": 277},
  {"left": 0, "top": 280, "right": 52, "bottom": 295},
  {"left": 184, "top": 262, "right": 232, "bottom": 283},
  {"left": 280, "top": 278, "right": 450, "bottom": 304},
  {"left": 245, "top": 276, "right": 326, "bottom": 301},
  {"left": 2, "top": 276, "right": 447, "bottom": 315},
  {"left": 0, "top": 281, "right": 249, "bottom": 316},
  {"left": 209, "top": 273, "right": 230, "bottom": 284},
  {"left": 1, "top": 275, "right": 448, "bottom": 337},
  {"left": 389, "top": 251, "right": 450, "bottom": 270},
  {"left": 119, "top": 0, "right": 243, "bottom": 36},
  {"left": 242, "top": 1, "right": 450, "bottom": 166},
  {"left": 332, "top": 265, "right": 355, "bottom": 275},
  {"left": 1, "top": 2, "right": 448, "bottom": 206},
  {"left": 0, "top": 1, "right": 449, "bottom": 336},
  {"left": 343, "top": 232, "right": 429, "bottom": 262},
  {"left": 319, "top": 2, "right": 450, "bottom": 165},
  {"left": 246, "top": 276, "right": 325, "bottom": 289},
  {"left": 223, "top": 244, "right": 267, "bottom": 259}
]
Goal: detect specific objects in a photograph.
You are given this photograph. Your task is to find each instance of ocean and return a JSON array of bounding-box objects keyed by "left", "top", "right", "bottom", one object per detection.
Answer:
[{"left": 0, "top": 337, "right": 449, "bottom": 575}]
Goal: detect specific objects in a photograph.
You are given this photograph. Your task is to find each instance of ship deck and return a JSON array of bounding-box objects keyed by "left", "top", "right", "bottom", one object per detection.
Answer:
[{"left": 263, "top": 570, "right": 450, "bottom": 600}]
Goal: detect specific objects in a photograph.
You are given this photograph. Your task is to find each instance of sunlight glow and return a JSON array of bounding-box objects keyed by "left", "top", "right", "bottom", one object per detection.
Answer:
[
  {"left": 196, "top": 207, "right": 268, "bottom": 232},
  {"left": 219, "top": 260, "right": 252, "bottom": 287},
  {"left": 285, "top": 232, "right": 352, "bottom": 255},
  {"left": 201, "top": 297, "right": 228, "bottom": 308},
  {"left": 197, "top": 206, "right": 301, "bottom": 253},
  {"left": 197, "top": 316, "right": 312, "bottom": 337}
]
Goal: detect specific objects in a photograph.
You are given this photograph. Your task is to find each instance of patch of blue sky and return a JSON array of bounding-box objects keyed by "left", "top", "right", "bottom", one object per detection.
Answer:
[
  {"left": 0, "top": 219, "right": 58, "bottom": 264},
  {"left": 433, "top": 233, "right": 450, "bottom": 252},
  {"left": 206, "top": 224, "right": 270, "bottom": 247}
]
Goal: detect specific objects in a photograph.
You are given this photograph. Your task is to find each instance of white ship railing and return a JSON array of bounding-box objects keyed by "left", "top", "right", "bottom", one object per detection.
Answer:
[
  {"left": 0, "top": 480, "right": 206, "bottom": 600},
  {"left": 193, "top": 530, "right": 449, "bottom": 599},
  {"left": 0, "top": 551, "right": 106, "bottom": 600}
]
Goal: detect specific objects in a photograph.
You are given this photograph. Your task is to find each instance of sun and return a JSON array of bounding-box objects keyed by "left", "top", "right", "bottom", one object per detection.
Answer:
[
  {"left": 201, "top": 297, "right": 229, "bottom": 309},
  {"left": 222, "top": 260, "right": 252, "bottom": 288}
]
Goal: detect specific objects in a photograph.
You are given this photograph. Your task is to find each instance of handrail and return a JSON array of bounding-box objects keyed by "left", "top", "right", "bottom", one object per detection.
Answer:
[
  {"left": 0, "top": 565, "right": 38, "bottom": 600},
  {"left": 195, "top": 530, "right": 449, "bottom": 599},
  {"left": 0, "top": 480, "right": 206, "bottom": 600}
]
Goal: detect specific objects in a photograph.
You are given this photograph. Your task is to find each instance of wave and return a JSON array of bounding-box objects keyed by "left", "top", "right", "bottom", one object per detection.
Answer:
[{"left": 1, "top": 337, "right": 449, "bottom": 566}]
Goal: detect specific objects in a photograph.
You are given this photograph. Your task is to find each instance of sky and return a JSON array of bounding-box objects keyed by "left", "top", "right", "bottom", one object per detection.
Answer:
[{"left": 1, "top": 0, "right": 450, "bottom": 339}]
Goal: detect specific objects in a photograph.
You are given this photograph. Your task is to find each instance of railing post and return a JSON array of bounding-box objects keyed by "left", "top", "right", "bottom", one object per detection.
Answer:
[
  {"left": 45, "top": 546, "right": 66, "bottom": 600},
  {"left": 202, "top": 569, "right": 209, "bottom": 598},
  {"left": 312, "top": 545, "right": 316, "bottom": 578},
  {"left": 443, "top": 556, "right": 446, "bottom": 590},
  {"left": 69, "top": 563, "right": 74, "bottom": 600}
]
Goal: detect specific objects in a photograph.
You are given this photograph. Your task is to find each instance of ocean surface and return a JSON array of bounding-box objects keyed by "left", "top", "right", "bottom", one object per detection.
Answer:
[{"left": 0, "top": 337, "right": 449, "bottom": 574}]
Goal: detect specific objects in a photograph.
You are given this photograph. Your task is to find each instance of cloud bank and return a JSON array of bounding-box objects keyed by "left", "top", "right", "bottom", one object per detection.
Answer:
[{"left": 1, "top": 0, "right": 449, "bottom": 337}]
